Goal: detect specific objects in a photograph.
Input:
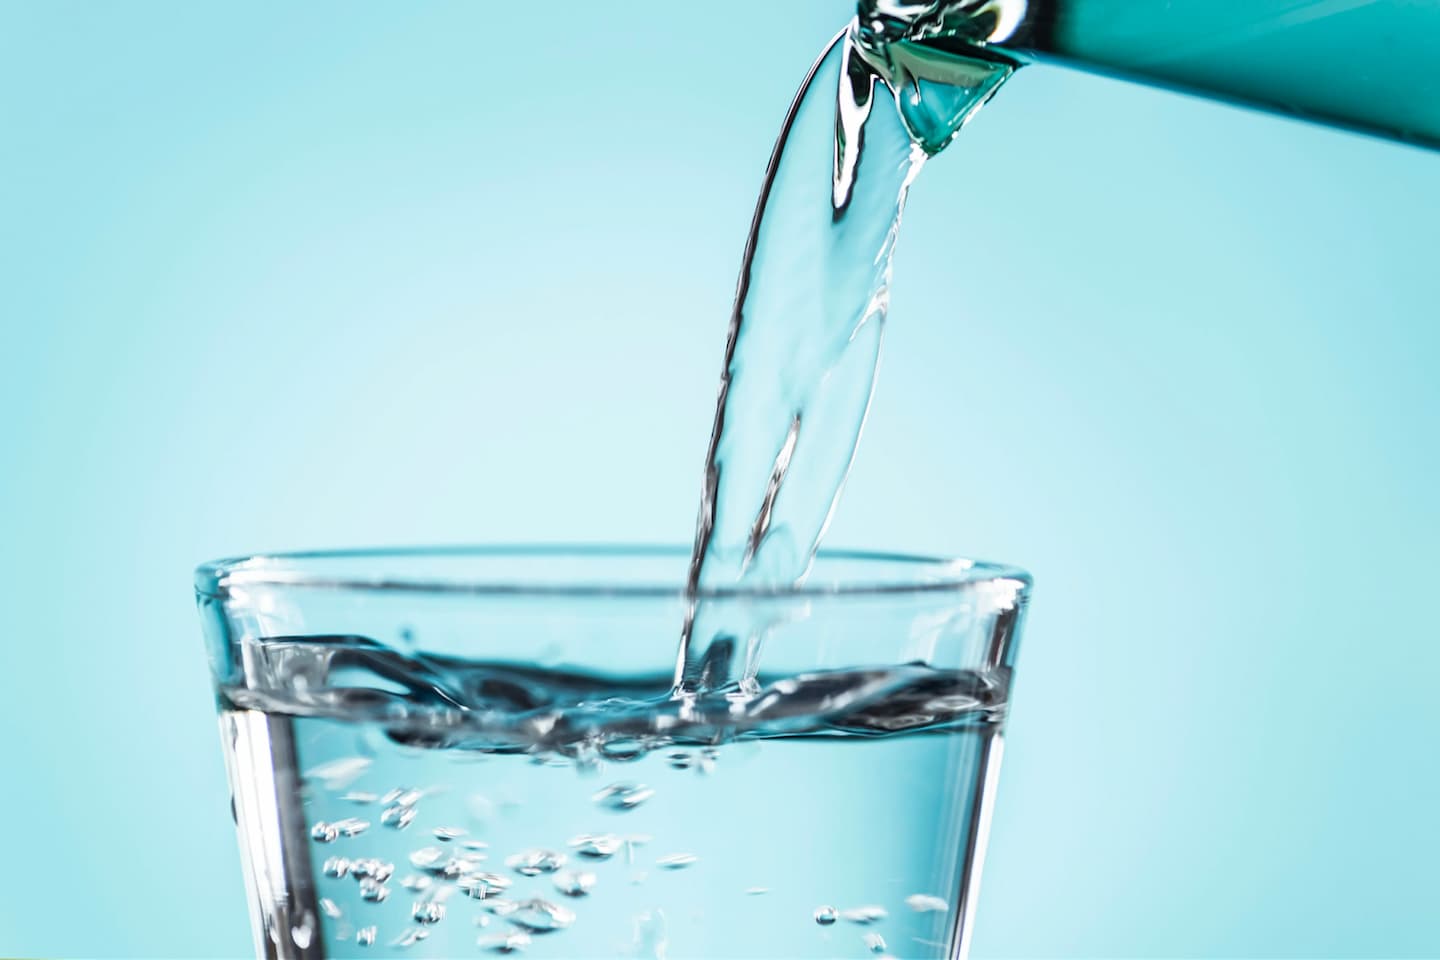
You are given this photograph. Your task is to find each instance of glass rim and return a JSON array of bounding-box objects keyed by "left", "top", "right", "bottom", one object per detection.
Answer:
[{"left": 194, "top": 543, "right": 1032, "bottom": 601}]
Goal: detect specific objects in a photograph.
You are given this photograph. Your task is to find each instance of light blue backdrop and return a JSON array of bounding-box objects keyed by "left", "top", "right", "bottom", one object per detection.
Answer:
[{"left": 1, "top": 2, "right": 1436, "bottom": 957}]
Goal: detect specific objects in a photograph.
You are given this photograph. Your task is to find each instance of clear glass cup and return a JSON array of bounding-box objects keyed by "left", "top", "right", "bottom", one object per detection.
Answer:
[{"left": 195, "top": 545, "right": 1031, "bottom": 959}]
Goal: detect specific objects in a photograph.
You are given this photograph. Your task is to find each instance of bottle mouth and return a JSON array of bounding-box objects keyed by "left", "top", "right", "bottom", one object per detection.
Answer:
[{"left": 195, "top": 543, "right": 1031, "bottom": 603}]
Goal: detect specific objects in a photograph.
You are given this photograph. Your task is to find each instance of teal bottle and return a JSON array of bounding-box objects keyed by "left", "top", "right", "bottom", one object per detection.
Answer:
[{"left": 857, "top": 0, "right": 1440, "bottom": 148}]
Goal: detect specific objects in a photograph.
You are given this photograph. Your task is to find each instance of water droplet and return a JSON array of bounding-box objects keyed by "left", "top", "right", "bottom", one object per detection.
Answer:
[
  {"left": 355, "top": 925, "right": 377, "bottom": 947},
  {"left": 462, "top": 839, "right": 490, "bottom": 851},
  {"left": 657, "top": 853, "right": 698, "bottom": 869},
  {"left": 412, "top": 900, "right": 446, "bottom": 925},
  {"left": 459, "top": 871, "right": 513, "bottom": 900},
  {"left": 904, "top": 893, "right": 949, "bottom": 913},
  {"left": 342, "top": 791, "right": 380, "bottom": 804},
  {"left": 505, "top": 898, "right": 576, "bottom": 933},
  {"left": 841, "top": 905, "right": 888, "bottom": 924},
  {"left": 305, "top": 756, "right": 372, "bottom": 790},
  {"left": 665, "top": 751, "right": 694, "bottom": 770},
  {"left": 569, "top": 833, "right": 623, "bottom": 860},
  {"left": 505, "top": 849, "right": 566, "bottom": 876},
  {"left": 552, "top": 869, "right": 597, "bottom": 897},
  {"left": 322, "top": 856, "right": 351, "bottom": 879},
  {"left": 863, "top": 932, "right": 888, "bottom": 953},
  {"left": 319, "top": 898, "right": 343, "bottom": 920},
  {"left": 433, "top": 826, "right": 467, "bottom": 842},
  {"left": 478, "top": 931, "right": 531, "bottom": 953},
  {"left": 381, "top": 804, "right": 418, "bottom": 830},
  {"left": 591, "top": 781, "right": 654, "bottom": 811},
  {"left": 350, "top": 859, "right": 395, "bottom": 883},
  {"left": 391, "top": 927, "right": 429, "bottom": 948},
  {"left": 290, "top": 915, "right": 314, "bottom": 949},
  {"left": 310, "top": 822, "right": 339, "bottom": 843},
  {"left": 745, "top": 887, "right": 768, "bottom": 895},
  {"left": 814, "top": 906, "right": 838, "bottom": 926},
  {"left": 409, "top": 847, "right": 447, "bottom": 871},
  {"left": 359, "top": 878, "right": 390, "bottom": 903},
  {"left": 333, "top": 817, "right": 370, "bottom": 838}
]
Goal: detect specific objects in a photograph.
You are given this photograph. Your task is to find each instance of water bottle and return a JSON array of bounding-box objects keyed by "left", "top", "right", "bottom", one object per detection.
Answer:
[{"left": 857, "top": 0, "right": 1440, "bottom": 148}]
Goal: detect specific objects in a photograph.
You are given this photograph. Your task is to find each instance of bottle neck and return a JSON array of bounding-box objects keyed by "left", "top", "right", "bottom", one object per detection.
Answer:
[{"left": 857, "top": 0, "right": 1440, "bottom": 150}]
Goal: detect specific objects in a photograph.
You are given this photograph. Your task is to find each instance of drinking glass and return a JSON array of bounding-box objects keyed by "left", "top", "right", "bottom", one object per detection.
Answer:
[{"left": 195, "top": 545, "right": 1031, "bottom": 959}]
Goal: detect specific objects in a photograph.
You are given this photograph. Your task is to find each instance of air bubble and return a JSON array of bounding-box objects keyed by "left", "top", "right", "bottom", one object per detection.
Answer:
[
  {"left": 569, "top": 833, "right": 623, "bottom": 860},
  {"left": 745, "top": 887, "right": 768, "bottom": 895},
  {"left": 552, "top": 869, "right": 597, "bottom": 897},
  {"left": 814, "top": 906, "right": 838, "bottom": 926},
  {"left": 904, "top": 893, "right": 949, "bottom": 913},
  {"left": 666, "top": 751, "right": 693, "bottom": 770},
  {"left": 322, "top": 856, "right": 350, "bottom": 878},
  {"left": 841, "top": 905, "right": 888, "bottom": 924},
  {"left": 459, "top": 872, "right": 513, "bottom": 900},
  {"left": 478, "top": 931, "right": 531, "bottom": 953},
  {"left": 505, "top": 849, "right": 566, "bottom": 876},
  {"left": 400, "top": 875, "right": 432, "bottom": 891},
  {"left": 412, "top": 901, "right": 446, "bottom": 925},
  {"left": 505, "top": 898, "right": 576, "bottom": 933},
  {"left": 304, "top": 756, "right": 372, "bottom": 790},
  {"left": 599, "top": 738, "right": 646, "bottom": 761},
  {"left": 310, "top": 822, "right": 339, "bottom": 843},
  {"left": 333, "top": 817, "right": 370, "bottom": 838},
  {"left": 359, "top": 878, "right": 390, "bottom": 903},
  {"left": 382, "top": 787, "right": 424, "bottom": 807},
  {"left": 351, "top": 859, "right": 395, "bottom": 883},
  {"left": 409, "top": 847, "right": 447, "bottom": 871},
  {"left": 433, "top": 826, "right": 467, "bottom": 841},
  {"left": 391, "top": 927, "right": 429, "bottom": 948},
  {"left": 290, "top": 915, "right": 314, "bottom": 949},
  {"left": 591, "top": 781, "right": 654, "bottom": 812},
  {"left": 381, "top": 805, "right": 417, "bottom": 830},
  {"left": 863, "top": 932, "right": 888, "bottom": 953},
  {"left": 342, "top": 791, "right": 380, "bottom": 804},
  {"left": 355, "top": 926, "right": 377, "bottom": 947},
  {"left": 657, "top": 853, "right": 698, "bottom": 869},
  {"left": 319, "top": 898, "right": 343, "bottom": 920},
  {"left": 441, "top": 854, "right": 486, "bottom": 878},
  {"left": 462, "top": 840, "right": 490, "bottom": 851}
]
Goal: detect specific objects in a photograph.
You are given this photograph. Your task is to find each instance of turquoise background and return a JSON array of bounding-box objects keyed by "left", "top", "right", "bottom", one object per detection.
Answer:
[{"left": 1, "top": 2, "right": 1437, "bottom": 957}]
